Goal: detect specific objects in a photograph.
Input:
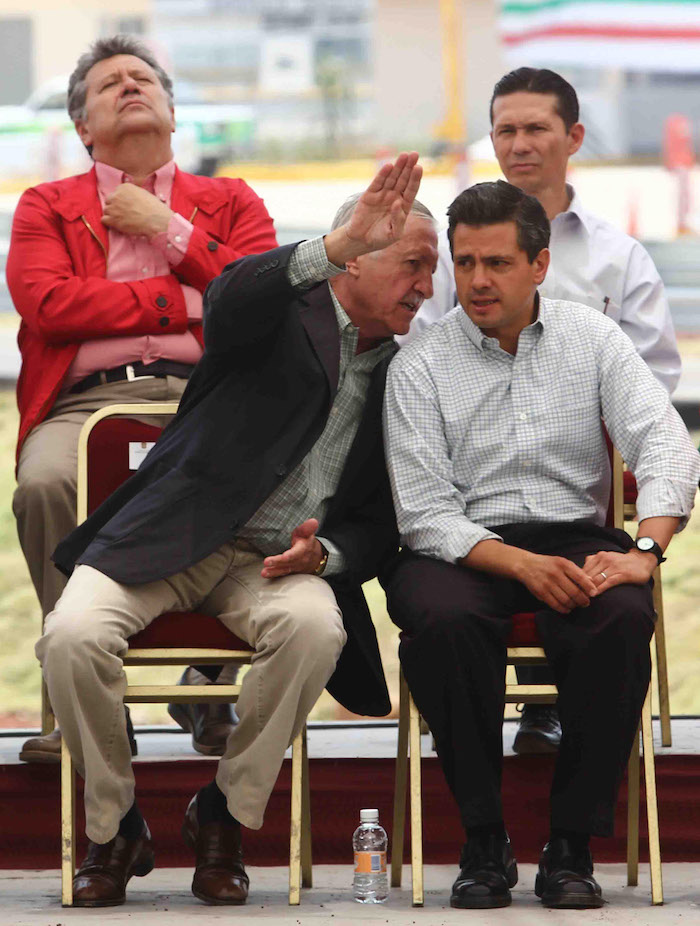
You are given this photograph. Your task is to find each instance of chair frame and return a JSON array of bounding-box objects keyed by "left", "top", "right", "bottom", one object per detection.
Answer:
[
  {"left": 60, "top": 404, "right": 312, "bottom": 906},
  {"left": 392, "top": 449, "right": 663, "bottom": 906}
]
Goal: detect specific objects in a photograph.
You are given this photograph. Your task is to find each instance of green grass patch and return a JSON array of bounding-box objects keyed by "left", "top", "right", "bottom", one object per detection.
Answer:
[{"left": 0, "top": 386, "right": 697, "bottom": 727}]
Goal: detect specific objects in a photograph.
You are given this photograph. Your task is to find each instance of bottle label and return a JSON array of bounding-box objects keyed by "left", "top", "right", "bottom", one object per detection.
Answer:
[{"left": 354, "top": 851, "right": 387, "bottom": 874}]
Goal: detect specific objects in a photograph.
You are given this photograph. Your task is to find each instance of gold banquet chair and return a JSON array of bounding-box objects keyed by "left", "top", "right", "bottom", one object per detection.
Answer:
[
  {"left": 622, "top": 468, "right": 672, "bottom": 746},
  {"left": 60, "top": 404, "right": 312, "bottom": 906},
  {"left": 392, "top": 448, "right": 663, "bottom": 906}
]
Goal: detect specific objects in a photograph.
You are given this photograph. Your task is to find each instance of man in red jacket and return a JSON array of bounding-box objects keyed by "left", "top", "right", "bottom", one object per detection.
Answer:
[{"left": 6, "top": 35, "right": 277, "bottom": 763}]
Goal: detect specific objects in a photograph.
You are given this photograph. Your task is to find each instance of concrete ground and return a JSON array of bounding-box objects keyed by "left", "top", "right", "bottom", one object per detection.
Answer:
[
  {"left": 2, "top": 863, "right": 699, "bottom": 925},
  {"left": 4, "top": 717, "right": 700, "bottom": 765}
]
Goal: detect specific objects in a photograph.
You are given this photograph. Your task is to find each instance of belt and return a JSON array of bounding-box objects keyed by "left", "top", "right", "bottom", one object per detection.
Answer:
[{"left": 69, "top": 360, "right": 195, "bottom": 395}]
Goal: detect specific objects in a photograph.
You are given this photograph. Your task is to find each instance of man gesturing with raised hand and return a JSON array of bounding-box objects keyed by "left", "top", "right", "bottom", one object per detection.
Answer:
[{"left": 39, "top": 152, "right": 438, "bottom": 907}]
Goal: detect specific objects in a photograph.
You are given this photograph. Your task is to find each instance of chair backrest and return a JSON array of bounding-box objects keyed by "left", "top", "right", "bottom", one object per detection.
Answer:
[
  {"left": 76, "top": 403, "right": 251, "bottom": 652},
  {"left": 86, "top": 417, "right": 163, "bottom": 514}
]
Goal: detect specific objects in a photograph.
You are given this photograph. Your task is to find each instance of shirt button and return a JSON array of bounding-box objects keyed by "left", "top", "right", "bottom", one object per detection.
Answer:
[
  {"left": 174, "top": 235, "right": 182, "bottom": 243},
  {"left": 159, "top": 194, "right": 166, "bottom": 202},
  {"left": 141, "top": 266, "right": 148, "bottom": 274},
  {"left": 518, "top": 412, "right": 527, "bottom": 421},
  {"left": 207, "top": 240, "right": 218, "bottom": 252},
  {"left": 156, "top": 296, "right": 168, "bottom": 308},
  {"left": 159, "top": 316, "right": 170, "bottom": 327}
]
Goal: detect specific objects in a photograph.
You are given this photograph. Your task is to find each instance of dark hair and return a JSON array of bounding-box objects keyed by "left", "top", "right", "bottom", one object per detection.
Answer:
[
  {"left": 490, "top": 67, "right": 579, "bottom": 131},
  {"left": 67, "top": 35, "right": 173, "bottom": 123},
  {"left": 447, "top": 180, "right": 550, "bottom": 262}
]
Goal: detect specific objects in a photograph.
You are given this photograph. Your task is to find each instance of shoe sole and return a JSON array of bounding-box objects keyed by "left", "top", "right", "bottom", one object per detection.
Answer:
[
  {"left": 450, "top": 894, "right": 512, "bottom": 909},
  {"left": 540, "top": 893, "right": 604, "bottom": 909},
  {"left": 19, "top": 750, "right": 60, "bottom": 764},
  {"left": 191, "top": 887, "right": 247, "bottom": 906},
  {"left": 512, "top": 733, "right": 559, "bottom": 755}
]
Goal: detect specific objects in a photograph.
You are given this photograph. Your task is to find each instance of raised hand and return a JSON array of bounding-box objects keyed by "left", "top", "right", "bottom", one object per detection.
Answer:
[
  {"left": 323, "top": 151, "right": 423, "bottom": 266},
  {"left": 345, "top": 151, "right": 422, "bottom": 250}
]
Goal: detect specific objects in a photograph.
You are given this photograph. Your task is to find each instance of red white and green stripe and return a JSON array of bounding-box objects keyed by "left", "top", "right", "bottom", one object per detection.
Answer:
[{"left": 501, "top": 0, "right": 700, "bottom": 70}]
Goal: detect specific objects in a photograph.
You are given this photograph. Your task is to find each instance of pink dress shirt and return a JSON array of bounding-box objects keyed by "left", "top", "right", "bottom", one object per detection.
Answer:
[{"left": 63, "top": 160, "right": 204, "bottom": 389}]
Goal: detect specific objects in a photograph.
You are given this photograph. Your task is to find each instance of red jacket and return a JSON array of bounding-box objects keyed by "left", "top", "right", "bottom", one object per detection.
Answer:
[{"left": 7, "top": 165, "right": 277, "bottom": 459}]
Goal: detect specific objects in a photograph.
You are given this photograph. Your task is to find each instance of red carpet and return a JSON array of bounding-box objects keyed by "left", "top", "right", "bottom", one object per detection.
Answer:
[{"left": 2, "top": 755, "right": 699, "bottom": 869}]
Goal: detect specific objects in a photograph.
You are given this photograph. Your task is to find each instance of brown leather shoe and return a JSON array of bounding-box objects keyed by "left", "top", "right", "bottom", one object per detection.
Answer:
[
  {"left": 73, "top": 823, "right": 155, "bottom": 907},
  {"left": 167, "top": 669, "right": 238, "bottom": 756},
  {"left": 19, "top": 727, "right": 63, "bottom": 764},
  {"left": 20, "top": 709, "right": 138, "bottom": 764},
  {"left": 182, "top": 794, "right": 249, "bottom": 905}
]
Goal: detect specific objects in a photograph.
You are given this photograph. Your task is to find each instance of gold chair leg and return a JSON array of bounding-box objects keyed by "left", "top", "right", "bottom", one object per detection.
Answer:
[
  {"left": 408, "top": 690, "right": 424, "bottom": 907},
  {"left": 652, "top": 575, "right": 671, "bottom": 747},
  {"left": 641, "top": 689, "right": 664, "bottom": 905},
  {"left": 627, "top": 721, "right": 641, "bottom": 887},
  {"left": 289, "top": 726, "right": 304, "bottom": 905},
  {"left": 300, "top": 726, "right": 313, "bottom": 889},
  {"left": 391, "top": 672, "right": 410, "bottom": 889},
  {"left": 41, "top": 679, "right": 55, "bottom": 735},
  {"left": 60, "top": 735, "right": 76, "bottom": 907}
]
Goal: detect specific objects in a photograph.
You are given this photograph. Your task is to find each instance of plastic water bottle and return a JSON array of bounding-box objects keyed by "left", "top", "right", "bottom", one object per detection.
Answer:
[{"left": 352, "top": 808, "right": 388, "bottom": 903}]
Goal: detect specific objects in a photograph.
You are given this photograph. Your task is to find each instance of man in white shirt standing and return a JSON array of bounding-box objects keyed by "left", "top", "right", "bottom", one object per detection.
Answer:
[
  {"left": 383, "top": 180, "right": 699, "bottom": 910},
  {"left": 401, "top": 67, "right": 681, "bottom": 752}
]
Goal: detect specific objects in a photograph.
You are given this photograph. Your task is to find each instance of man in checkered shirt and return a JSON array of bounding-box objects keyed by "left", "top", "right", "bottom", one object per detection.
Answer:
[{"left": 383, "top": 180, "right": 699, "bottom": 911}]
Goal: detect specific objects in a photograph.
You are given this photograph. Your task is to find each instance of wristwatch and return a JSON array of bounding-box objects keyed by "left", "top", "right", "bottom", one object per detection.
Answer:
[
  {"left": 314, "top": 541, "right": 329, "bottom": 576},
  {"left": 633, "top": 536, "right": 666, "bottom": 565}
]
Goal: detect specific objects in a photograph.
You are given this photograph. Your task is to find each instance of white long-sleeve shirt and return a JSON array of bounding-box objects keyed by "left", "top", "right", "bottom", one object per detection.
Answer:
[
  {"left": 384, "top": 297, "right": 698, "bottom": 564},
  {"left": 399, "top": 187, "right": 681, "bottom": 395}
]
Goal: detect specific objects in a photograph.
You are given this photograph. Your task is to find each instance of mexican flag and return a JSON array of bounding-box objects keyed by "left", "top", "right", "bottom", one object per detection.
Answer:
[{"left": 501, "top": 0, "right": 700, "bottom": 71}]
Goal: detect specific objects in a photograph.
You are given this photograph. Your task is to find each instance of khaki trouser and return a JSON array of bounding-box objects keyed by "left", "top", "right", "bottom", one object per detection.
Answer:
[
  {"left": 36, "top": 542, "right": 346, "bottom": 844},
  {"left": 13, "top": 376, "right": 188, "bottom": 619}
]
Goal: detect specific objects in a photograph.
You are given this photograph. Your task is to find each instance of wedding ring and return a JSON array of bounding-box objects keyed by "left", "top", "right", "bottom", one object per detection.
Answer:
[{"left": 600, "top": 571, "right": 607, "bottom": 579}]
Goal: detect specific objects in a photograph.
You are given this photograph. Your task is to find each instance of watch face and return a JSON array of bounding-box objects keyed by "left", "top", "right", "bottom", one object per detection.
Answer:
[{"left": 637, "top": 537, "right": 654, "bottom": 551}]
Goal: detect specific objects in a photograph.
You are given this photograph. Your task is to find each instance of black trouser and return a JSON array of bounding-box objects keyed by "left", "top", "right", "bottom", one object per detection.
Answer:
[{"left": 383, "top": 521, "right": 655, "bottom": 838}]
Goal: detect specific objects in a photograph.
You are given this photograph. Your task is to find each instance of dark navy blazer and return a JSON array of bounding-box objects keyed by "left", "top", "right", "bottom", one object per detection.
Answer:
[{"left": 53, "top": 243, "right": 398, "bottom": 717}]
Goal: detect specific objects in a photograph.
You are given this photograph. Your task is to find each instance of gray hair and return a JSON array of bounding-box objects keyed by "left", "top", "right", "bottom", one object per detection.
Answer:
[
  {"left": 331, "top": 192, "right": 435, "bottom": 231},
  {"left": 67, "top": 35, "right": 174, "bottom": 123}
]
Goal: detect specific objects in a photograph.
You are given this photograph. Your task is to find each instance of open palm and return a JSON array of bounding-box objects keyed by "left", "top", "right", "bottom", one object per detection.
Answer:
[{"left": 345, "top": 151, "right": 423, "bottom": 251}]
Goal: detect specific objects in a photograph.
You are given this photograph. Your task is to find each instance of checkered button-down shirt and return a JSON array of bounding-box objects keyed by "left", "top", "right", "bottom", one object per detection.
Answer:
[
  {"left": 383, "top": 296, "right": 699, "bottom": 564},
  {"left": 237, "top": 238, "right": 395, "bottom": 574}
]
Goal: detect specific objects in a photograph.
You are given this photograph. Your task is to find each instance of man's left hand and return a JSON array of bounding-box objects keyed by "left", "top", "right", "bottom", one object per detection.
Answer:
[
  {"left": 261, "top": 518, "right": 325, "bottom": 578},
  {"left": 102, "top": 183, "right": 173, "bottom": 238},
  {"left": 582, "top": 550, "right": 657, "bottom": 595}
]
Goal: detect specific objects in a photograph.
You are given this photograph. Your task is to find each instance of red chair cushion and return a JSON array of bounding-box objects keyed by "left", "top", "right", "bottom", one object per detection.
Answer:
[
  {"left": 128, "top": 611, "right": 252, "bottom": 652},
  {"left": 508, "top": 612, "right": 541, "bottom": 647}
]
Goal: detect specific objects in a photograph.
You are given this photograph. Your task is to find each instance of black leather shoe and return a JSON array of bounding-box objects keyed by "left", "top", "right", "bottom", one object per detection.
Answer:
[
  {"left": 535, "top": 837, "right": 604, "bottom": 908},
  {"left": 73, "top": 822, "right": 154, "bottom": 907},
  {"left": 168, "top": 669, "right": 238, "bottom": 756},
  {"left": 450, "top": 833, "right": 518, "bottom": 909},
  {"left": 513, "top": 704, "right": 561, "bottom": 755}
]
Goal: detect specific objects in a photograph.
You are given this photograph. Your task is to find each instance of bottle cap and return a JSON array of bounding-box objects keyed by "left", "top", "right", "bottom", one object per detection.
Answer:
[{"left": 360, "top": 808, "right": 379, "bottom": 823}]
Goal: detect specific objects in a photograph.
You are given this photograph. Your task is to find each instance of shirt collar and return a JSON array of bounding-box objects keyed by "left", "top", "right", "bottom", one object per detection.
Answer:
[
  {"left": 94, "top": 159, "right": 176, "bottom": 206},
  {"left": 457, "top": 292, "right": 544, "bottom": 351},
  {"left": 328, "top": 283, "right": 396, "bottom": 360},
  {"left": 553, "top": 183, "right": 595, "bottom": 236}
]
